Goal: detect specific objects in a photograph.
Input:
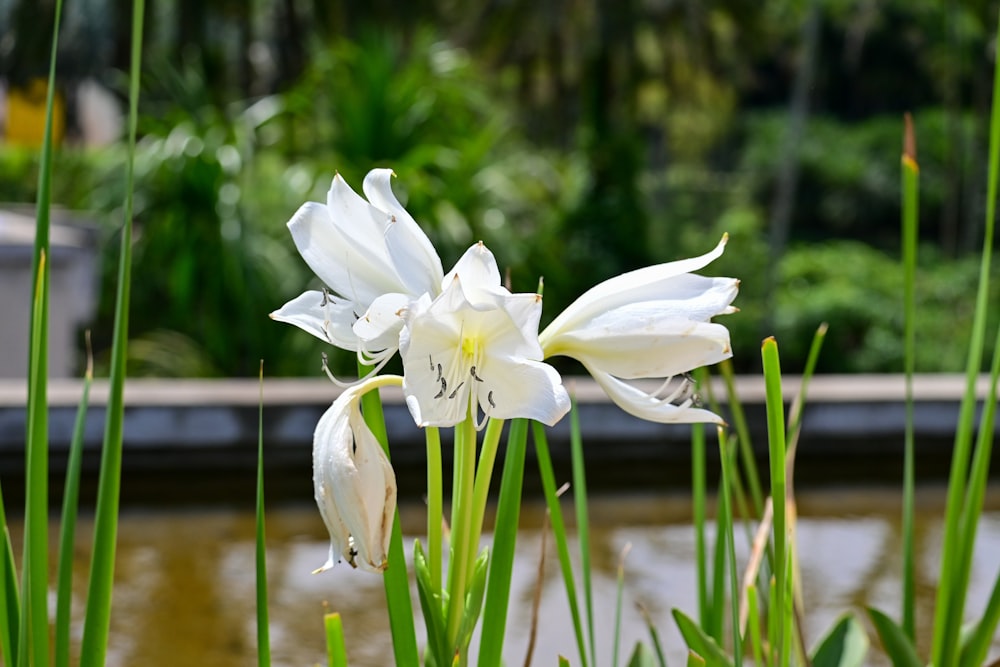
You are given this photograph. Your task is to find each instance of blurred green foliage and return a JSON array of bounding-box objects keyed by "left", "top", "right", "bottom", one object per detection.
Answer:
[{"left": 2, "top": 0, "right": 998, "bottom": 376}]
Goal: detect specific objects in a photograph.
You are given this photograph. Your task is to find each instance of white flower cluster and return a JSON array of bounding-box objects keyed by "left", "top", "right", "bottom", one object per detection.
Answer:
[{"left": 271, "top": 169, "right": 739, "bottom": 572}]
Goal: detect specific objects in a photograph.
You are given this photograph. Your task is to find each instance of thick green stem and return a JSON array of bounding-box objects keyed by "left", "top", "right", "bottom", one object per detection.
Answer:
[{"left": 446, "top": 418, "right": 477, "bottom": 647}]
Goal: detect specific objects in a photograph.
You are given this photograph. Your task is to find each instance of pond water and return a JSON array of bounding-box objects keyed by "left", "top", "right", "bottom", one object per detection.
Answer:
[{"left": 19, "top": 486, "right": 1000, "bottom": 666}]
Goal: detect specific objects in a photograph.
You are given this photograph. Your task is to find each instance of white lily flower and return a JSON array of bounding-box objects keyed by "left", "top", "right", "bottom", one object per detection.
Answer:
[
  {"left": 313, "top": 375, "right": 402, "bottom": 574},
  {"left": 399, "top": 243, "right": 571, "bottom": 428},
  {"left": 539, "top": 235, "right": 739, "bottom": 424},
  {"left": 270, "top": 169, "right": 444, "bottom": 366}
]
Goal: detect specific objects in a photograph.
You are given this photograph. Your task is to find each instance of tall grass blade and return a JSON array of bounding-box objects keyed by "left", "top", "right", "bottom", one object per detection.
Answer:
[
  {"left": 21, "top": 0, "right": 65, "bottom": 660},
  {"left": 612, "top": 544, "right": 632, "bottom": 667},
  {"left": 692, "top": 421, "right": 710, "bottom": 630},
  {"left": 21, "top": 252, "right": 49, "bottom": 667},
  {"left": 78, "top": 0, "right": 143, "bottom": 662},
  {"left": 761, "top": 337, "right": 787, "bottom": 667},
  {"left": 899, "top": 112, "right": 919, "bottom": 642},
  {"left": 959, "top": 563, "right": 1000, "bottom": 667},
  {"left": 255, "top": 362, "right": 271, "bottom": 667},
  {"left": 533, "top": 421, "right": 589, "bottom": 667},
  {"left": 717, "top": 428, "right": 742, "bottom": 667},
  {"left": 568, "top": 400, "right": 597, "bottom": 667},
  {"left": 477, "top": 419, "right": 529, "bottom": 667},
  {"left": 719, "top": 360, "right": 763, "bottom": 518},
  {"left": 931, "top": 8, "right": 1000, "bottom": 664},
  {"left": 54, "top": 341, "right": 93, "bottom": 667},
  {"left": 0, "top": 476, "right": 17, "bottom": 667},
  {"left": 324, "top": 612, "right": 350, "bottom": 667}
]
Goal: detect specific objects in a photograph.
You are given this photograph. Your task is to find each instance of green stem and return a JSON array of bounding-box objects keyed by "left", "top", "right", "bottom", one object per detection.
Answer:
[
  {"left": 446, "top": 418, "right": 477, "bottom": 647},
  {"left": 761, "top": 338, "right": 787, "bottom": 667},
  {"left": 426, "top": 427, "right": 443, "bottom": 592},
  {"left": 467, "top": 418, "right": 506, "bottom": 574}
]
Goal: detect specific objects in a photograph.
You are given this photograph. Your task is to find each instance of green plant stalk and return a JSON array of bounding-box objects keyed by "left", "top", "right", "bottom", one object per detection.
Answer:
[
  {"left": 446, "top": 417, "right": 477, "bottom": 647},
  {"left": 746, "top": 585, "right": 764, "bottom": 667},
  {"left": 477, "top": 419, "right": 528, "bottom": 667},
  {"left": 710, "top": 479, "right": 727, "bottom": 644},
  {"left": 255, "top": 363, "right": 271, "bottom": 667},
  {"left": 78, "top": 2, "right": 142, "bottom": 662},
  {"left": 900, "top": 115, "right": 919, "bottom": 642},
  {"left": 21, "top": 0, "right": 66, "bottom": 660},
  {"left": 426, "top": 427, "right": 444, "bottom": 592},
  {"left": 0, "top": 478, "right": 18, "bottom": 667},
  {"left": 718, "top": 431, "right": 743, "bottom": 667},
  {"left": 21, "top": 254, "right": 48, "bottom": 667},
  {"left": 568, "top": 400, "right": 597, "bottom": 667},
  {"left": 54, "top": 362, "right": 93, "bottom": 667},
  {"left": 467, "top": 418, "right": 506, "bottom": 575},
  {"left": 950, "top": 316, "right": 1000, "bottom": 651},
  {"left": 761, "top": 338, "right": 787, "bottom": 667},
  {"left": 324, "top": 612, "right": 349, "bottom": 667},
  {"left": 359, "top": 374, "right": 419, "bottom": 666},
  {"left": 692, "top": 422, "right": 709, "bottom": 630},
  {"left": 533, "top": 421, "right": 590, "bottom": 667},
  {"left": 611, "top": 544, "right": 629, "bottom": 667},
  {"left": 720, "top": 360, "right": 764, "bottom": 518},
  {"left": 932, "top": 10, "right": 1000, "bottom": 663},
  {"left": 961, "top": 561, "right": 1000, "bottom": 667}
]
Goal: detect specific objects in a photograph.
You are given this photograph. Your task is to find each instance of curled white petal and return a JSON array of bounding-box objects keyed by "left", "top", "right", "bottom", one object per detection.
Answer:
[
  {"left": 585, "top": 365, "right": 724, "bottom": 424},
  {"left": 364, "top": 169, "right": 444, "bottom": 297},
  {"left": 313, "top": 377, "right": 402, "bottom": 573},
  {"left": 270, "top": 290, "right": 360, "bottom": 351}
]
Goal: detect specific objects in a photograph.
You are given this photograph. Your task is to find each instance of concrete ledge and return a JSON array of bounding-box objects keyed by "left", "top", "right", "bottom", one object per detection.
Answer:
[{"left": 0, "top": 375, "right": 995, "bottom": 505}]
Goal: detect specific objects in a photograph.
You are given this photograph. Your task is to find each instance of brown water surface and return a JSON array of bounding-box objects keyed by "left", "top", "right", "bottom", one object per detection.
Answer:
[{"left": 14, "top": 486, "right": 1000, "bottom": 666}]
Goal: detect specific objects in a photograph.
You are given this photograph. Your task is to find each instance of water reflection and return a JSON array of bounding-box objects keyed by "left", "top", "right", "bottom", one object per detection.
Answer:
[{"left": 21, "top": 487, "right": 1000, "bottom": 666}]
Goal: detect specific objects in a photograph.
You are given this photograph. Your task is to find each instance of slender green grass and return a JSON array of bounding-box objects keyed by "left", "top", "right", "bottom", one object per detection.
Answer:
[
  {"left": 54, "top": 343, "right": 93, "bottom": 667},
  {"left": 0, "top": 475, "right": 17, "bottom": 667},
  {"left": 255, "top": 362, "right": 271, "bottom": 667},
  {"left": 899, "top": 112, "right": 919, "bottom": 643},
  {"left": 761, "top": 337, "right": 787, "bottom": 666},
  {"left": 324, "top": 612, "right": 350, "bottom": 667},
  {"left": 77, "top": 2, "right": 143, "bottom": 662},
  {"left": 21, "top": 0, "right": 65, "bottom": 662},
  {"left": 568, "top": 400, "right": 598, "bottom": 667},
  {"left": 717, "top": 429, "right": 742, "bottom": 667},
  {"left": 930, "top": 11, "right": 1000, "bottom": 666},
  {"left": 477, "top": 418, "right": 529, "bottom": 667},
  {"left": 533, "top": 421, "right": 590, "bottom": 667},
  {"left": 691, "top": 422, "right": 710, "bottom": 631},
  {"left": 358, "top": 371, "right": 419, "bottom": 666},
  {"left": 612, "top": 543, "right": 631, "bottom": 667}
]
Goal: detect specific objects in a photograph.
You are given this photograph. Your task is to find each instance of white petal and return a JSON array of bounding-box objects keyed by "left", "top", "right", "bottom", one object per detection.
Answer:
[
  {"left": 270, "top": 290, "right": 360, "bottom": 351},
  {"left": 313, "top": 386, "right": 397, "bottom": 573},
  {"left": 288, "top": 178, "right": 402, "bottom": 305},
  {"left": 363, "top": 169, "right": 444, "bottom": 296},
  {"left": 553, "top": 311, "right": 733, "bottom": 379},
  {"left": 542, "top": 236, "right": 731, "bottom": 340},
  {"left": 443, "top": 242, "right": 502, "bottom": 295},
  {"left": 586, "top": 366, "right": 724, "bottom": 424},
  {"left": 476, "top": 356, "right": 570, "bottom": 426},
  {"left": 353, "top": 292, "right": 410, "bottom": 353}
]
